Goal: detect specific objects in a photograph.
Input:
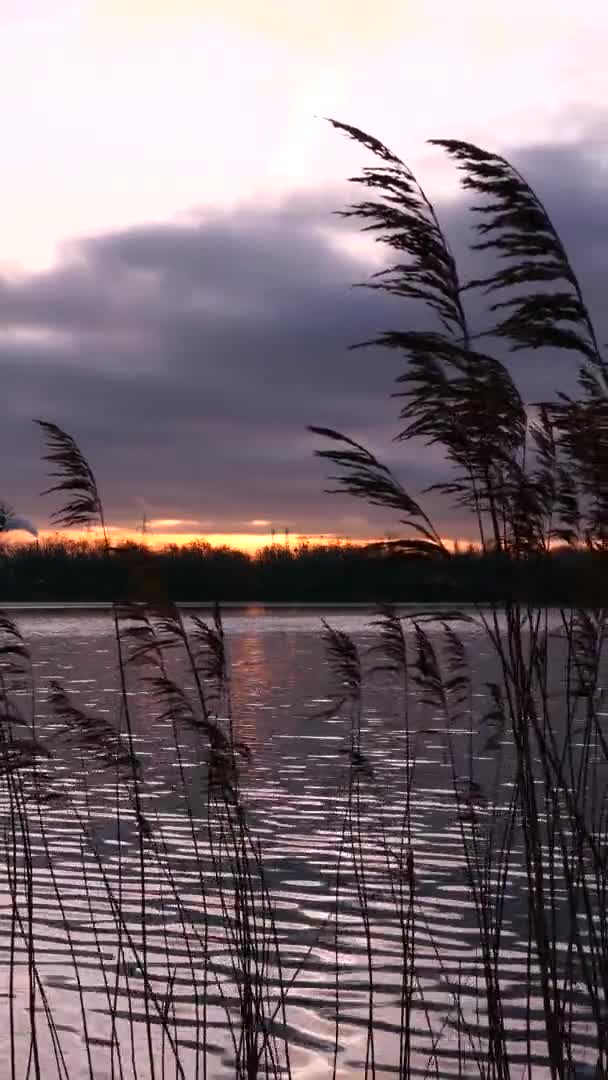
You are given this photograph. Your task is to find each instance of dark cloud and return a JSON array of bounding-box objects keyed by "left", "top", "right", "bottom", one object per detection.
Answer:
[{"left": 1, "top": 136, "right": 606, "bottom": 539}]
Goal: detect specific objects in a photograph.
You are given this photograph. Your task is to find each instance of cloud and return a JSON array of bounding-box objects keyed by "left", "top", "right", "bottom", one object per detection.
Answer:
[
  {"left": 1, "top": 134, "right": 607, "bottom": 540},
  {"left": 148, "top": 518, "right": 209, "bottom": 529}
]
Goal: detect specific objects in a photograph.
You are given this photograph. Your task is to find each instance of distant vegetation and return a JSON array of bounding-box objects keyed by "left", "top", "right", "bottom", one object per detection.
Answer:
[{"left": 0, "top": 536, "right": 604, "bottom": 605}]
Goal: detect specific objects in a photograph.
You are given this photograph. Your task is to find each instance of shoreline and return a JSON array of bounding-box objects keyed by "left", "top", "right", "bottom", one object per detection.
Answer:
[
  {"left": 0, "top": 600, "right": 436, "bottom": 610},
  {"left": 0, "top": 599, "right": 552, "bottom": 611}
]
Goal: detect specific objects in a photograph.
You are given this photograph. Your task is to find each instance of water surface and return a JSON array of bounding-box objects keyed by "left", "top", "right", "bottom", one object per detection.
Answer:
[{"left": 0, "top": 605, "right": 600, "bottom": 1078}]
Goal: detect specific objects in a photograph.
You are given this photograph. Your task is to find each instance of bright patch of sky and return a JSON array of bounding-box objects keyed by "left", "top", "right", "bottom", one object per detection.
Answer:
[{"left": 1, "top": 0, "right": 606, "bottom": 271}]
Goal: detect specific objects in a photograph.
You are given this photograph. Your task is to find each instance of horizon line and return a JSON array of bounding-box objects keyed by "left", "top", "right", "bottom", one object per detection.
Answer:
[{"left": 1, "top": 526, "right": 473, "bottom": 554}]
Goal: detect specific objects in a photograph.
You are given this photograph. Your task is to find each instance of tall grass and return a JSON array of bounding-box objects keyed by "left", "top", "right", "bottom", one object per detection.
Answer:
[
  {"left": 310, "top": 119, "right": 607, "bottom": 1077},
  {"left": 0, "top": 119, "right": 605, "bottom": 1077}
]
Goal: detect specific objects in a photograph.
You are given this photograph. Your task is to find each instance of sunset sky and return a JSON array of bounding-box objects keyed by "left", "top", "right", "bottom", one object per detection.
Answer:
[{"left": 1, "top": 1, "right": 607, "bottom": 549}]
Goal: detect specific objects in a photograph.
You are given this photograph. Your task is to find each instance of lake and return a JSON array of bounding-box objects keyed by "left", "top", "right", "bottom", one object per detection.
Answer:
[{"left": 0, "top": 605, "right": 603, "bottom": 1078}]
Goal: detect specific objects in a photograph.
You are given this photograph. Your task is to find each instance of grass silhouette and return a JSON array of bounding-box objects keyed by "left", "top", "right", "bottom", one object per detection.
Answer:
[{"left": 0, "top": 119, "right": 605, "bottom": 1077}]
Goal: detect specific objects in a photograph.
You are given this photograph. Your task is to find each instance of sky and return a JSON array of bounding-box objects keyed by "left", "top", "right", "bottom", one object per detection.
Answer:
[{"left": 1, "top": 0, "right": 608, "bottom": 549}]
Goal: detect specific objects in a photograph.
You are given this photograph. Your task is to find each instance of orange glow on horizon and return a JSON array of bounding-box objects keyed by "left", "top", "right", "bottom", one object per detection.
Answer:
[
  {"left": 5, "top": 526, "right": 471, "bottom": 554},
  {"left": 32, "top": 528, "right": 374, "bottom": 553}
]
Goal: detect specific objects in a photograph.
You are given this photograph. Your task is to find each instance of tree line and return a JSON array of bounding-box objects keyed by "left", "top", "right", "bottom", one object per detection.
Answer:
[{"left": 0, "top": 536, "right": 603, "bottom": 605}]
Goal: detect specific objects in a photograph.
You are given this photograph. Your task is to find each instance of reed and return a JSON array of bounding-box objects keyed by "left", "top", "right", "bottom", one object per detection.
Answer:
[
  {"left": 0, "top": 118, "right": 605, "bottom": 1077},
  {"left": 310, "top": 118, "right": 607, "bottom": 1077}
]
